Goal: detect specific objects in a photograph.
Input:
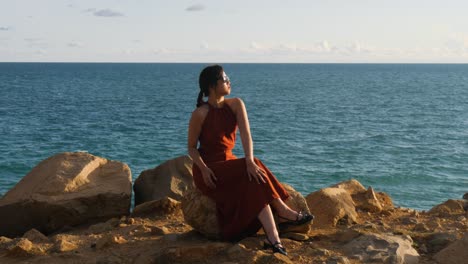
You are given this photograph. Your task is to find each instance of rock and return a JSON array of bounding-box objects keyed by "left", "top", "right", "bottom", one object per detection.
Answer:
[
  {"left": 276, "top": 184, "right": 312, "bottom": 234},
  {"left": 358, "top": 187, "right": 383, "bottom": 213},
  {"left": 429, "top": 199, "right": 466, "bottom": 216},
  {"left": 434, "top": 232, "right": 468, "bottom": 264},
  {"left": 131, "top": 196, "right": 182, "bottom": 217},
  {"left": 181, "top": 187, "right": 220, "bottom": 239},
  {"left": 281, "top": 232, "right": 309, "bottom": 241},
  {"left": 332, "top": 229, "right": 361, "bottom": 243},
  {"left": 0, "top": 236, "right": 13, "bottom": 249},
  {"left": 239, "top": 237, "right": 263, "bottom": 249},
  {"left": 6, "top": 238, "right": 33, "bottom": 257},
  {"left": 414, "top": 223, "right": 429, "bottom": 232},
  {"left": 341, "top": 233, "right": 419, "bottom": 264},
  {"left": 133, "top": 155, "right": 194, "bottom": 205},
  {"left": 52, "top": 238, "right": 78, "bottom": 253},
  {"left": 306, "top": 187, "right": 358, "bottom": 227},
  {"left": 331, "top": 179, "right": 366, "bottom": 194},
  {"left": 96, "top": 234, "right": 127, "bottom": 249},
  {"left": 253, "top": 250, "right": 294, "bottom": 264},
  {"left": 22, "top": 229, "right": 48, "bottom": 243},
  {"left": 150, "top": 226, "right": 170, "bottom": 236},
  {"left": 463, "top": 193, "right": 468, "bottom": 200},
  {"left": 155, "top": 242, "right": 229, "bottom": 263},
  {"left": 226, "top": 243, "right": 249, "bottom": 259},
  {"left": 0, "top": 152, "right": 132, "bottom": 238},
  {"left": 327, "top": 256, "right": 351, "bottom": 264},
  {"left": 427, "top": 232, "right": 458, "bottom": 253},
  {"left": 401, "top": 217, "right": 419, "bottom": 225}
]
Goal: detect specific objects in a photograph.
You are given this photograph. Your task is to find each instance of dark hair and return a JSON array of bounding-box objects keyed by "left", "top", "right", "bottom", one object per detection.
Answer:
[{"left": 197, "top": 64, "right": 223, "bottom": 107}]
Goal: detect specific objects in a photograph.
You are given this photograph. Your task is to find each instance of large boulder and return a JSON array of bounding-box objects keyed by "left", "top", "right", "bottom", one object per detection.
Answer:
[
  {"left": 0, "top": 152, "right": 132, "bottom": 238},
  {"left": 306, "top": 187, "right": 358, "bottom": 228},
  {"left": 428, "top": 199, "right": 467, "bottom": 217},
  {"left": 434, "top": 232, "right": 468, "bottom": 264},
  {"left": 306, "top": 179, "right": 394, "bottom": 227},
  {"left": 341, "top": 233, "right": 419, "bottom": 264},
  {"left": 133, "top": 156, "right": 193, "bottom": 206},
  {"left": 182, "top": 183, "right": 310, "bottom": 239},
  {"left": 182, "top": 188, "right": 219, "bottom": 239}
]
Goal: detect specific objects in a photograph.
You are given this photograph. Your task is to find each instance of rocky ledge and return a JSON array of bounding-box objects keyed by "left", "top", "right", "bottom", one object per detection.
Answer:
[{"left": 0, "top": 152, "right": 467, "bottom": 264}]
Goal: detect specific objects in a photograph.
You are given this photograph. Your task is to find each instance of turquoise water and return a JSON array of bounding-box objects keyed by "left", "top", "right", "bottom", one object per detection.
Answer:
[{"left": 1, "top": 63, "right": 467, "bottom": 210}]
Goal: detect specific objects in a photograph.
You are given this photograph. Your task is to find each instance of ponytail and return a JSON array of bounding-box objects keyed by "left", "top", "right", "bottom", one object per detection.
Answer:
[
  {"left": 197, "top": 64, "right": 223, "bottom": 107},
  {"left": 196, "top": 91, "right": 204, "bottom": 107}
]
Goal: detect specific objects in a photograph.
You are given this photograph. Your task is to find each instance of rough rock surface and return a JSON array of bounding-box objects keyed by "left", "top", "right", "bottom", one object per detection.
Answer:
[
  {"left": 0, "top": 152, "right": 132, "bottom": 238},
  {"left": 342, "top": 233, "right": 420, "bottom": 264},
  {"left": 131, "top": 196, "right": 182, "bottom": 217},
  {"left": 428, "top": 199, "right": 466, "bottom": 216},
  {"left": 434, "top": 232, "right": 468, "bottom": 264},
  {"left": 133, "top": 155, "right": 193, "bottom": 205},
  {"left": 306, "top": 187, "right": 358, "bottom": 227},
  {"left": 181, "top": 187, "right": 220, "bottom": 239}
]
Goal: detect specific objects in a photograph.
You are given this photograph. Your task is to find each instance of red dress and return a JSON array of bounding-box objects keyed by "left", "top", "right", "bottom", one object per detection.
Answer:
[{"left": 192, "top": 103, "right": 290, "bottom": 241}]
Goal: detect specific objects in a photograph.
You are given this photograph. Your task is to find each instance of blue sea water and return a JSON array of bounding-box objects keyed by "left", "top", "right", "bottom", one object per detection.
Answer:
[{"left": 1, "top": 63, "right": 467, "bottom": 210}]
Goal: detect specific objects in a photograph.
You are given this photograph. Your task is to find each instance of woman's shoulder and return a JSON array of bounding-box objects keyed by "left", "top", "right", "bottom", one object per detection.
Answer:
[
  {"left": 225, "top": 97, "right": 245, "bottom": 109},
  {"left": 191, "top": 104, "right": 209, "bottom": 119}
]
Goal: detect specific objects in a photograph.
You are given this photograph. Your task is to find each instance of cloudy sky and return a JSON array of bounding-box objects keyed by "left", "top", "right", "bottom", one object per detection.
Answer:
[{"left": 1, "top": 0, "right": 468, "bottom": 62}]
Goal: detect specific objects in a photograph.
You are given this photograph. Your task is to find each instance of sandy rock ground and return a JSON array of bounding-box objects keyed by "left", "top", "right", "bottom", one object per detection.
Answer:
[{"left": 1, "top": 202, "right": 466, "bottom": 264}]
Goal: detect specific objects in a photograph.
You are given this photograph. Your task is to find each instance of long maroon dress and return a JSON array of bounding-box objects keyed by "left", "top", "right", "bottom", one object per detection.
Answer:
[{"left": 192, "top": 103, "right": 290, "bottom": 241}]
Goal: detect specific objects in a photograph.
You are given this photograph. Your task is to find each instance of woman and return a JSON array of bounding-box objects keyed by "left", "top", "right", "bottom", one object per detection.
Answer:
[{"left": 187, "top": 65, "right": 313, "bottom": 255}]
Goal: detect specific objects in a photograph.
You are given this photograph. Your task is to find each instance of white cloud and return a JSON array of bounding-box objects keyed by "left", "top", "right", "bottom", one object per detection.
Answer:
[
  {"left": 186, "top": 4, "right": 205, "bottom": 12},
  {"left": 84, "top": 8, "right": 124, "bottom": 17},
  {"left": 67, "top": 42, "right": 84, "bottom": 48}
]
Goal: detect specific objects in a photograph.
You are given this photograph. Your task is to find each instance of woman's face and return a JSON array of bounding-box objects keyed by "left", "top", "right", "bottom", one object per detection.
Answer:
[{"left": 213, "top": 71, "right": 231, "bottom": 96}]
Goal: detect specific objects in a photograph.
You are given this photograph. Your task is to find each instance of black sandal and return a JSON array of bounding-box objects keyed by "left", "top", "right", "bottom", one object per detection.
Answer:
[
  {"left": 263, "top": 238, "right": 288, "bottom": 256},
  {"left": 278, "top": 211, "right": 314, "bottom": 230}
]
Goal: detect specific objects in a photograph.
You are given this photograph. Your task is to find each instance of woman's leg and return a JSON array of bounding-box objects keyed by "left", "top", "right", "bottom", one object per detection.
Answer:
[
  {"left": 270, "top": 198, "right": 299, "bottom": 221},
  {"left": 257, "top": 204, "right": 281, "bottom": 243}
]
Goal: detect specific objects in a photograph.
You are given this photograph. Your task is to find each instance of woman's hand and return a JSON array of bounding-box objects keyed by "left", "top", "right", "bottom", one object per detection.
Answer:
[
  {"left": 201, "top": 166, "right": 217, "bottom": 189},
  {"left": 246, "top": 158, "right": 267, "bottom": 184}
]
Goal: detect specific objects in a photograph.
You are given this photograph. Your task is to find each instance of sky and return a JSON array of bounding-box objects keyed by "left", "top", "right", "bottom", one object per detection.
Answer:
[{"left": 1, "top": 0, "right": 468, "bottom": 63}]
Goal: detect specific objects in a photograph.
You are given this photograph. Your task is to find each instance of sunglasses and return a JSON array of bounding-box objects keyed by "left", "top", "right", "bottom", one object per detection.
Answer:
[{"left": 219, "top": 74, "right": 230, "bottom": 83}]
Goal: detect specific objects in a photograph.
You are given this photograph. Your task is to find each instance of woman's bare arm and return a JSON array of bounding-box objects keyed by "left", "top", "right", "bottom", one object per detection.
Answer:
[
  {"left": 230, "top": 98, "right": 266, "bottom": 183},
  {"left": 187, "top": 107, "right": 217, "bottom": 188}
]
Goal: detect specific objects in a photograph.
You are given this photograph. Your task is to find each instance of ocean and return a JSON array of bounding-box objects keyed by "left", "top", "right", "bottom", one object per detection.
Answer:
[{"left": 1, "top": 63, "right": 467, "bottom": 210}]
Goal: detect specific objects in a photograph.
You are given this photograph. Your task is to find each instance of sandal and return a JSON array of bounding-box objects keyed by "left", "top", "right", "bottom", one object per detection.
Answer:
[
  {"left": 263, "top": 238, "right": 288, "bottom": 256},
  {"left": 278, "top": 211, "right": 314, "bottom": 230}
]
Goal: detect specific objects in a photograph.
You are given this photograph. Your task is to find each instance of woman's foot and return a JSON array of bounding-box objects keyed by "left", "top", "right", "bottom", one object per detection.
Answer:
[
  {"left": 278, "top": 211, "right": 314, "bottom": 230},
  {"left": 263, "top": 238, "right": 287, "bottom": 256}
]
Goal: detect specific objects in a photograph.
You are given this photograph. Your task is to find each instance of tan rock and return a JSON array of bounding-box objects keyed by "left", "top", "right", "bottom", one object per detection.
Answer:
[
  {"left": 181, "top": 187, "right": 220, "bottom": 239},
  {"left": 96, "top": 234, "right": 127, "bottom": 249},
  {"left": 6, "top": 238, "right": 33, "bottom": 257},
  {"left": 342, "top": 233, "right": 419, "bottom": 264},
  {"left": 429, "top": 199, "right": 466, "bottom": 216},
  {"left": 131, "top": 196, "right": 182, "bottom": 217},
  {"left": 360, "top": 187, "right": 383, "bottom": 213},
  {"left": 281, "top": 232, "right": 309, "bottom": 241},
  {"left": 52, "top": 238, "right": 78, "bottom": 253},
  {"left": 331, "top": 179, "right": 366, "bottom": 195},
  {"left": 155, "top": 242, "right": 229, "bottom": 263},
  {"left": 434, "top": 232, "right": 468, "bottom": 264},
  {"left": 0, "top": 152, "right": 132, "bottom": 238},
  {"left": 0, "top": 236, "right": 13, "bottom": 249},
  {"left": 133, "top": 155, "right": 194, "bottom": 205},
  {"left": 306, "top": 187, "right": 358, "bottom": 227},
  {"left": 253, "top": 250, "right": 294, "bottom": 264},
  {"left": 22, "top": 228, "right": 48, "bottom": 243}
]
